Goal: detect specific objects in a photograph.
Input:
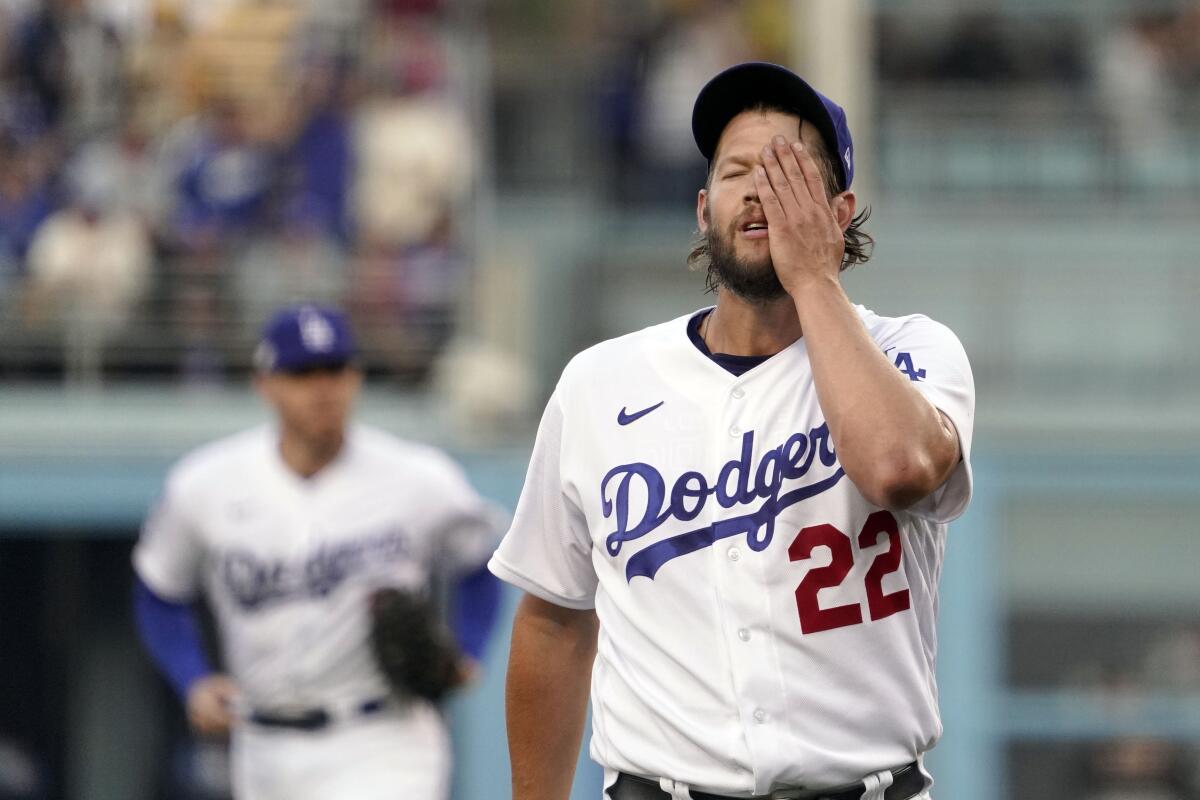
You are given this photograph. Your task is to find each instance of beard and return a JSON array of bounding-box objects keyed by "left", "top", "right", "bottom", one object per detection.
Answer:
[{"left": 705, "top": 220, "right": 787, "bottom": 303}]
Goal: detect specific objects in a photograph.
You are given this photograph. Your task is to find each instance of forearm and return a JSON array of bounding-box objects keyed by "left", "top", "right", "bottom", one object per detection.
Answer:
[
  {"left": 132, "top": 576, "right": 214, "bottom": 699},
  {"left": 792, "top": 276, "right": 957, "bottom": 508},
  {"left": 506, "top": 594, "right": 599, "bottom": 800}
]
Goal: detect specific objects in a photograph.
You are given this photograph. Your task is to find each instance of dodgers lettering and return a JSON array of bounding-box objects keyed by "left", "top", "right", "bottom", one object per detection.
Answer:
[
  {"left": 600, "top": 424, "right": 845, "bottom": 581},
  {"left": 222, "top": 529, "right": 412, "bottom": 611}
]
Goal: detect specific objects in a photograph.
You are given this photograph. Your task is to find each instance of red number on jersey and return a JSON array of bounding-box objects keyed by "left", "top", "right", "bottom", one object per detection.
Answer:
[
  {"left": 789, "top": 523, "right": 863, "bottom": 634},
  {"left": 788, "top": 512, "right": 911, "bottom": 634},
  {"left": 858, "top": 511, "right": 912, "bottom": 621}
]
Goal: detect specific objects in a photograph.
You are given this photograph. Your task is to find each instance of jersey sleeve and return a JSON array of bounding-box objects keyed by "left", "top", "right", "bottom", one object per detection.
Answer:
[
  {"left": 879, "top": 316, "right": 976, "bottom": 523},
  {"left": 488, "top": 387, "right": 598, "bottom": 610},
  {"left": 132, "top": 468, "right": 206, "bottom": 601},
  {"left": 427, "top": 455, "right": 509, "bottom": 575}
]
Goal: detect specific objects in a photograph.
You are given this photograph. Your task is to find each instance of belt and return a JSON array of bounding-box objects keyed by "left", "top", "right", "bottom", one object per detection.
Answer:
[
  {"left": 611, "top": 761, "right": 924, "bottom": 800},
  {"left": 247, "top": 697, "right": 389, "bottom": 732}
]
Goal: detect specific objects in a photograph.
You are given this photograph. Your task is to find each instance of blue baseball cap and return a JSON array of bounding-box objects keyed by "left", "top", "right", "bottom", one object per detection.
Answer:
[
  {"left": 254, "top": 304, "right": 356, "bottom": 373},
  {"left": 692, "top": 62, "right": 854, "bottom": 190}
]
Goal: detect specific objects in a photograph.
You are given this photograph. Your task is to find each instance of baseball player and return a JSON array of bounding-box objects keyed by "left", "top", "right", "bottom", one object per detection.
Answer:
[
  {"left": 132, "top": 304, "right": 503, "bottom": 800},
  {"left": 489, "top": 62, "right": 975, "bottom": 800}
]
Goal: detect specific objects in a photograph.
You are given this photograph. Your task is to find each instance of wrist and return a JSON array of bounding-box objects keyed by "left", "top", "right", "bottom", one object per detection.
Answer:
[
  {"left": 786, "top": 272, "right": 844, "bottom": 303},
  {"left": 184, "top": 670, "right": 218, "bottom": 697}
]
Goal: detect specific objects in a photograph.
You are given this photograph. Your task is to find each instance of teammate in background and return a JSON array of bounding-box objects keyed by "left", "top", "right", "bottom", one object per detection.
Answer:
[
  {"left": 133, "top": 304, "right": 503, "bottom": 799},
  {"left": 490, "top": 62, "right": 974, "bottom": 800}
]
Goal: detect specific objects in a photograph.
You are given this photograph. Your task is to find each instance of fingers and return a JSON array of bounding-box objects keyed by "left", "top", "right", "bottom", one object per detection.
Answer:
[
  {"left": 774, "top": 137, "right": 813, "bottom": 205},
  {"left": 787, "top": 140, "right": 830, "bottom": 207},
  {"left": 758, "top": 135, "right": 834, "bottom": 221},
  {"left": 753, "top": 165, "right": 785, "bottom": 225},
  {"left": 760, "top": 138, "right": 802, "bottom": 217}
]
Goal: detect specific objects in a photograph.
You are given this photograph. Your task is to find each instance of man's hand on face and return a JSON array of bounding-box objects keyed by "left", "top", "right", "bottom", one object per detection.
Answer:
[{"left": 753, "top": 134, "right": 846, "bottom": 295}]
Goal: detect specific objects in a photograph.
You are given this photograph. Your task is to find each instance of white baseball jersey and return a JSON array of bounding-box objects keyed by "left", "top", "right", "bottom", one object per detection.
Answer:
[
  {"left": 489, "top": 306, "right": 974, "bottom": 796},
  {"left": 134, "top": 423, "right": 500, "bottom": 712}
]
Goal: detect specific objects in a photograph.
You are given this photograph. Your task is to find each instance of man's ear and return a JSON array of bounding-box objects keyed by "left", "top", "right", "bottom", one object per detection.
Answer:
[
  {"left": 831, "top": 190, "right": 857, "bottom": 232},
  {"left": 696, "top": 188, "right": 709, "bottom": 234}
]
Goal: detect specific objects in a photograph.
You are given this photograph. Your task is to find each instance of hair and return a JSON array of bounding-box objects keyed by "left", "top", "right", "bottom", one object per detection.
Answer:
[{"left": 687, "top": 103, "right": 874, "bottom": 286}]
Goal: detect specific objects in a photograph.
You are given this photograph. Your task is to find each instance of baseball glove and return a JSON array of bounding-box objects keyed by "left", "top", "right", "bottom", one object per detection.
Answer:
[{"left": 369, "top": 588, "right": 462, "bottom": 703}]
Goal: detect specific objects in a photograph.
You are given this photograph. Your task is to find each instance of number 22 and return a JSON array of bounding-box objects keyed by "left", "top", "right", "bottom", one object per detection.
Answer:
[{"left": 788, "top": 510, "right": 911, "bottom": 634}]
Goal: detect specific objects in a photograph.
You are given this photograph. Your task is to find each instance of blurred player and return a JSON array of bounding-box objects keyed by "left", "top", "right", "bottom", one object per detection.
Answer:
[
  {"left": 133, "top": 303, "right": 503, "bottom": 800},
  {"left": 490, "top": 63, "right": 975, "bottom": 799}
]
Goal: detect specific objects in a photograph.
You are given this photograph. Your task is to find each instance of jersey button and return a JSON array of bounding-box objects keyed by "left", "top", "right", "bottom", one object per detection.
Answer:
[
  {"left": 727, "top": 548, "right": 740, "bottom": 562},
  {"left": 731, "top": 387, "right": 745, "bottom": 399},
  {"left": 737, "top": 628, "right": 750, "bottom": 642},
  {"left": 753, "top": 708, "right": 766, "bottom": 723},
  {"left": 728, "top": 425, "right": 741, "bottom": 437}
]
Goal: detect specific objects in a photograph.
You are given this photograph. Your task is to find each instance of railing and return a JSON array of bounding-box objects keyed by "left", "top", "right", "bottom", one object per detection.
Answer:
[{"left": 0, "top": 302, "right": 460, "bottom": 386}]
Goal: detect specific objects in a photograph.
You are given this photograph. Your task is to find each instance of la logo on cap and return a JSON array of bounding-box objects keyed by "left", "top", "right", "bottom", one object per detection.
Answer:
[{"left": 299, "top": 307, "right": 335, "bottom": 352}]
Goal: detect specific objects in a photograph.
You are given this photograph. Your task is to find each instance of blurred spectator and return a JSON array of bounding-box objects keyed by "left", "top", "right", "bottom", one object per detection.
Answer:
[
  {"left": 352, "top": 93, "right": 472, "bottom": 247},
  {"left": 281, "top": 56, "right": 353, "bottom": 242},
  {"left": 932, "top": 13, "right": 1021, "bottom": 84},
  {"left": 10, "top": 0, "right": 124, "bottom": 143},
  {"left": 122, "top": 0, "right": 191, "bottom": 140},
  {"left": 634, "top": 0, "right": 752, "bottom": 202},
  {"left": 21, "top": 178, "right": 152, "bottom": 342},
  {"left": 165, "top": 98, "right": 275, "bottom": 251},
  {"left": 232, "top": 196, "right": 347, "bottom": 334},
  {"left": 182, "top": 0, "right": 301, "bottom": 141},
  {"left": 876, "top": 11, "right": 1085, "bottom": 86},
  {"left": 1143, "top": 626, "right": 1200, "bottom": 693},
  {"left": 1178, "top": 6, "right": 1200, "bottom": 87},
  {"left": 1079, "top": 738, "right": 1195, "bottom": 800},
  {"left": 58, "top": 0, "right": 125, "bottom": 141},
  {"left": 377, "top": 0, "right": 446, "bottom": 14},
  {"left": 349, "top": 226, "right": 464, "bottom": 380},
  {"left": 65, "top": 118, "right": 165, "bottom": 229},
  {"left": 7, "top": 1, "right": 70, "bottom": 136},
  {"left": 0, "top": 135, "right": 53, "bottom": 293},
  {"left": 1095, "top": 13, "right": 1182, "bottom": 186}
]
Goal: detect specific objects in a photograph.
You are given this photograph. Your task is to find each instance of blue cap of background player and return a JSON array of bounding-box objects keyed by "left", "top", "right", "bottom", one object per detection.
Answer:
[
  {"left": 254, "top": 304, "right": 356, "bottom": 373},
  {"left": 692, "top": 61, "right": 854, "bottom": 191}
]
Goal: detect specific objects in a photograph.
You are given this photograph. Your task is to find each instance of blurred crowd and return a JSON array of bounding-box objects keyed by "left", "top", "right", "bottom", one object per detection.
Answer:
[
  {"left": 0, "top": 0, "right": 475, "bottom": 384},
  {"left": 493, "top": 0, "right": 1200, "bottom": 203},
  {"left": 875, "top": 6, "right": 1200, "bottom": 192},
  {"left": 878, "top": 7, "right": 1200, "bottom": 88},
  {"left": 485, "top": 0, "right": 790, "bottom": 202},
  {"left": 5, "top": 0, "right": 1200, "bottom": 383}
]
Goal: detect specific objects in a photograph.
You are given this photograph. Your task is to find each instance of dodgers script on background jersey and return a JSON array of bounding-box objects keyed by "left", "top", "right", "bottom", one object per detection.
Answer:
[{"left": 490, "top": 305, "right": 974, "bottom": 794}]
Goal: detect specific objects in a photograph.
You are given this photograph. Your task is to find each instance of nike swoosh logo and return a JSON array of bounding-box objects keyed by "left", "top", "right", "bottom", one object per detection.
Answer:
[{"left": 617, "top": 401, "right": 665, "bottom": 426}]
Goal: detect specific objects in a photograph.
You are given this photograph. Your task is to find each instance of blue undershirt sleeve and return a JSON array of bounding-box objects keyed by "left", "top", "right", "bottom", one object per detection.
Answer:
[
  {"left": 132, "top": 576, "right": 213, "bottom": 699},
  {"left": 451, "top": 564, "right": 502, "bottom": 662}
]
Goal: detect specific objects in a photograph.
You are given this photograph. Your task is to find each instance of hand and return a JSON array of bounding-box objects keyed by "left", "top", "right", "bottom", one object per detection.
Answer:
[
  {"left": 186, "top": 673, "right": 239, "bottom": 737},
  {"left": 454, "top": 657, "right": 481, "bottom": 689},
  {"left": 754, "top": 135, "right": 846, "bottom": 295}
]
